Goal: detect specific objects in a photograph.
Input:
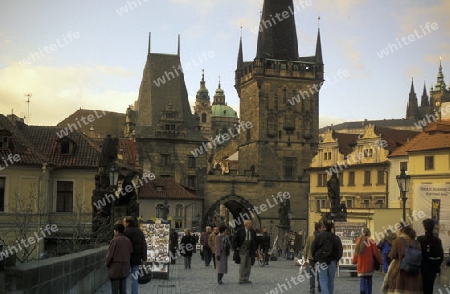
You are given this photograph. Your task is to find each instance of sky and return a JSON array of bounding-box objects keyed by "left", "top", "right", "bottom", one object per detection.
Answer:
[{"left": 0, "top": 0, "right": 449, "bottom": 127}]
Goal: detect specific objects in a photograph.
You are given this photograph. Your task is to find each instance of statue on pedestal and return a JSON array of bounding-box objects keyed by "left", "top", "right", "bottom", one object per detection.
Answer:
[{"left": 323, "top": 172, "right": 348, "bottom": 222}]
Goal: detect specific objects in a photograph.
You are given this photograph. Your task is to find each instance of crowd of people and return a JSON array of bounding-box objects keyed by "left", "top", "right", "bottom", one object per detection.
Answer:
[{"left": 104, "top": 216, "right": 448, "bottom": 294}]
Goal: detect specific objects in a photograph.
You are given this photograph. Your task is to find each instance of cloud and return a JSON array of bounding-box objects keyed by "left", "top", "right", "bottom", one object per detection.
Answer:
[{"left": 0, "top": 64, "right": 136, "bottom": 125}]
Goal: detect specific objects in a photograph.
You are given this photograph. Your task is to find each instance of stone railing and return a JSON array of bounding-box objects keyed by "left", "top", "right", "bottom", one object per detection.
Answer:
[{"left": 4, "top": 245, "right": 108, "bottom": 293}]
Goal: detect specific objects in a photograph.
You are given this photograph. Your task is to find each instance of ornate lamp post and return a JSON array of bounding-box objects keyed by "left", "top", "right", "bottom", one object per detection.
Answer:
[
  {"left": 108, "top": 162, "right": 120, "bottom": 229},
  {"left": 396, "top": 168, "right": 411, "bottom": 221}
]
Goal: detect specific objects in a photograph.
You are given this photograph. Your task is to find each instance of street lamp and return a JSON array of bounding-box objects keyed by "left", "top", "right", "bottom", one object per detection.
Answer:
[
  {"left": 396, "top": 168, "right": 411, "bottom": 221},
  {"left": 108, "top": 162, "right": 119, "bottom": 229},
  {"left": 108, "top": 162, "right": 119, "bottom": 190}
]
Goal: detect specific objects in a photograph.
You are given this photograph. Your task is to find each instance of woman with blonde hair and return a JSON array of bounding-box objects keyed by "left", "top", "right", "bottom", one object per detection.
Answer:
[{"left": 352, "top": 228, "right": 383, "bottom": 294}]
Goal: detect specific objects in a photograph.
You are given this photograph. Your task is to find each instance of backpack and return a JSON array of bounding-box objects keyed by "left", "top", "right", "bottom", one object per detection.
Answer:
[
  {"left": 315, "top": 237, "right": 333, "bottom": 263},
  {"left": 420, "top": 235, "right": 443, "bottom": 270},
  {"left": 400, "top": 237, "right": 422, "bottom": 273}
]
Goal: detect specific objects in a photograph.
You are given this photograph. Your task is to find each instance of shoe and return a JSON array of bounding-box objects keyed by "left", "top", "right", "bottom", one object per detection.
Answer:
[
  {"left": 318, "top": 286, "right": 321, "bottom": 292},
  {"left": 218, "top": 281, "right": 224, "bottom": 285},
  {"left": 265, "top": 263, "right": 269, "bottom": 265},
  {"left": 244, "top": 280, "right": 252, "bottom": 283},
  {"left": 239, "top": 280, "right": 245, "bottom": 284}
]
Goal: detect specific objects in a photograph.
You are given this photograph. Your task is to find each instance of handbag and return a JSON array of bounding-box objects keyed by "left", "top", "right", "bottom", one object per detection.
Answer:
[
  {"left": 372, "top": 244, "right": 381, "bottom": 271},
  {"left": 233, "top": 250, "right": 241, "bottom": 264},
  {"left": 137, "top": 263, "right": 153, "bottom": 284}
]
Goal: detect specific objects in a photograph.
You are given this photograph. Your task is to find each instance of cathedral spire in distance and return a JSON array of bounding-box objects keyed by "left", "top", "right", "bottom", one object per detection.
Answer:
[
  {"left": 421, "top": 82, "right": 429, "bottom": 107},
  {"left": 237, "top": 24, "right": 244, "bottom": 69},
  {"left": 256, "top": 0, "right": 299, "bottom": 60}
]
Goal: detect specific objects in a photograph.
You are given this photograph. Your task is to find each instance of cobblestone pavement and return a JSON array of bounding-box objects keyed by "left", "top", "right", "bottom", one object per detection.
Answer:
[{"left": 95, "top": 253, "right": 450, "bottom": 294}]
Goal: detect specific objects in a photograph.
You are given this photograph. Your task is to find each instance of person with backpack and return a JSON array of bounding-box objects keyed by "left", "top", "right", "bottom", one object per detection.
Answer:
[
  {"left": 385, "top": 225, "right": 423, "bottom": 293},
  {"left": 377, "top": 230, "right": 397, "bottom": 273},
  {"left": 417, "top": 218, "right": 444, "bottom": 294},
  {"left": 311, "top": 220, "right": 343, "bottom": 294},
  {"left": 352, "top": 228, "right": 383, "bottom": 294}
]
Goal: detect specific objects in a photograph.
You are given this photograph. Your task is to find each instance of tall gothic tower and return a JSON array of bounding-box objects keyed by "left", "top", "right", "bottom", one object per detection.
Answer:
[
  {"left": 193, "top": 70, "right": 212, "bottom": 138},
  {"left": 234, "top": 0, "right": 323, "bottom": 180},
  {"left": 406, "top": 79, "right": 420, "bottom": 120},
  {"left": 430, "top": 59, "right": 450, "bottom": 114}
]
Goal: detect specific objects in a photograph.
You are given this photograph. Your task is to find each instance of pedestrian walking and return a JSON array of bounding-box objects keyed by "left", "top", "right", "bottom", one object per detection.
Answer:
[
  {"left": 105, "top": 223, "right": 133, "bottom": 294},
  {"left": 282, "top": 231, "right": 290, "bottom": 259},
  {"left": 208, "top": 226, "right": 219, "bottom": 269},
  {"left": 123, "top": 216, "right": 147, "bottom": 294},
  {"left": 377, "top": 229, "right": 397, "bottom": 273},
  {"left": 180, "top": 228, "right": 196, "bottom": 269},
  {"left": 215, "top": 225, "right": 231, "bottom": 285},
  {"left": 417, "top": 218, "right": 444, "bottom": 294},
  {"left": 383, "top": 225, "right": 423, "bottom": 293},
  {"left": 233, "top": 220, "right": 257, "bottom": 284},
  {"left": 169, "top": 228, "right": 178, "bottom": 264},
  {"left": 201, "top": 226, "right": 212, "bottom": 266},
  {"left": 261, "top": 227, "right": 271, "bottom": 265},
  {"left": 312, "top": 220, "right": 343, "bottom": 294},
  {"left": 303, "top": 222, "right": 325, "bottom": 293},
  {"left": 352, "top": 228, "right": 383, "bottom": 294}
]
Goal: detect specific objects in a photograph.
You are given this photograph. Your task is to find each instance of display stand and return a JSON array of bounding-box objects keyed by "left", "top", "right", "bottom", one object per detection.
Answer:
[
  {"left": 334, "top": 222, "right": 365, "bottom": 277},
  {"left": 141, "top": 222, "right": 170, "bottom": 280}
]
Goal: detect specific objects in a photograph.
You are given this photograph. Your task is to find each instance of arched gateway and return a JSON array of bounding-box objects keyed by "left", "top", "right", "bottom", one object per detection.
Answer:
[{"left": 204, "top": 194, "right": 261, "bottom": 232}]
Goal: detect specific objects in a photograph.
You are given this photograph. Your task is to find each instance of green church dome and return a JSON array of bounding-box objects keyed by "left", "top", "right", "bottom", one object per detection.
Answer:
[{"left": 211, "top": 104, "right": 238, "bottom": 118}]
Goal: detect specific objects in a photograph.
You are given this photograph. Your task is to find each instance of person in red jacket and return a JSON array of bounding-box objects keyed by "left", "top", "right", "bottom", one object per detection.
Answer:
[{"left": 352, "top": 228, "right": 383, "bottom": 294}]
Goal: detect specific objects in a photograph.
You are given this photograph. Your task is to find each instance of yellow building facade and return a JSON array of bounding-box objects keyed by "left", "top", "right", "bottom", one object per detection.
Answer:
[{"left": 308, "top": 124, "right": 418, "bottom": 242}]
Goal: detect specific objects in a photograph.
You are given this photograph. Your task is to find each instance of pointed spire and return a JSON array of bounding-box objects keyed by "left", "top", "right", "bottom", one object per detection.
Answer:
[
  {"left": 218, "top": 75, "right": 221, "bottom": 89},
  {"left": 410, "top": 78, "right": 415, "bottom": 94},
  {"left": 436, "top": 56, "right": 446, "bottom": 90},
  {"left": 315, "top": 20, "right": 323, "bottom": 64},
  {"left": 237, "top": 35, "right": 243, "bottom": 69},
  {"left": 148, "top": 32, "right": 151, "bottom": 55},
  {"left": 177, "top": 34, "right": 180, "bottom": 56},
  {"left": 256, "top": 0, "right": 299, "bottom": 60},
  {"left": 421, "top": 82, "right": 429, "bottom": 107},
  {"left": 196, "top": 69, "right": 209, "bottom": 101}
]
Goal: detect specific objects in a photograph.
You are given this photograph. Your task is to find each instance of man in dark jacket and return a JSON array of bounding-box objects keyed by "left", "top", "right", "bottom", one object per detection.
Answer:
[
  {"left": 233, "top": 220, "right": 257, "bottom": 284},
  {"left": 312, "top": 220, "right": 343, "bottom": 294},
  {"left": 106, "top": 223, "right": 133, "bottom": 294},
  {"left": 418, "top": 218, "right": 444, "bottom": 294},
  {"left": 261, "top": 227, "right": 271, "bottom": 265},
  {"left": 123, "top": 216, "right": 147, "bottom": 294}
]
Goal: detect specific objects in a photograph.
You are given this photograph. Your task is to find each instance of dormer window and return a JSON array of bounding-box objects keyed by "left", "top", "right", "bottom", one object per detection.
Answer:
[
  {"left": 0, "top": 135, "right": 8, "bottom": 150},
  {"left": 57, "top": 138, "right": 75, "bottom": 155},
  {"left": 0, "top": 130, "right": 13, "bottom": 151}
]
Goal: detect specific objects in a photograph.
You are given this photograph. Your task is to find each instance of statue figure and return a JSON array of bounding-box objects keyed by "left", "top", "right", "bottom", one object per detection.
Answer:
[
  {"left": 327, "top": 172, "right": 341, "bottom": 214},
  {"left": 278, "top": 199, "right": 291, "bottom": 227},
  {"left": 160, "top": 198, "right": 170, "bottom": 221},
  {"left": 99, "top": 135, "right": 118, "bottom": 168}
]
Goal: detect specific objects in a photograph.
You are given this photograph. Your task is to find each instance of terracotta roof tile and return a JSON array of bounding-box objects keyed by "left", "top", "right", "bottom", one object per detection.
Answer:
[
  {"left": 0, "top": 115, "right": 47, "bottom": 166},
  {"left": 331, "top": 132, "right": 359, "bottom": 155},
  {"left": 390, "top": 121, "right": 450, "bottom": 156},
  {"left": 16, "top": 123, "right": 100, "bottom": 169},
  {"left": 373, "top": 126, "right": 419, "bottom": 154},
  {"left": 139, "top": 177, "right": 202, "bottom": 200}
]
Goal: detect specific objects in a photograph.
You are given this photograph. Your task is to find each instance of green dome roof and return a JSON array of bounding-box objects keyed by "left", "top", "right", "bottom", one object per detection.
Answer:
[{"left": 211, "top": 104, "right": 238, "bottom": 118}]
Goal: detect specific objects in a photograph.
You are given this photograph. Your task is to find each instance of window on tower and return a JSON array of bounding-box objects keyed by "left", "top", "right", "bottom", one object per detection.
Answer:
[{"left": 201, "top": 113, "right": 207, "bottom": 123}]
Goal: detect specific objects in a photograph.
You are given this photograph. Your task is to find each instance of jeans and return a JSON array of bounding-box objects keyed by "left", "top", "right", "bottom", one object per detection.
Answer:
[
  {"left": 318, "top": 260, "right": 337, "bottom": 294},
  {"left": 308, "top": 260, "right": 320, "bottom": 292},
  {"left": 184, "top": 256, "right": 192, "bottom": 269},
  {"left": 359, "top": 276, "right": 373, "bottom": 294},
  {"left": 129, "top": 264, "right": 139, "bottom": 294}
]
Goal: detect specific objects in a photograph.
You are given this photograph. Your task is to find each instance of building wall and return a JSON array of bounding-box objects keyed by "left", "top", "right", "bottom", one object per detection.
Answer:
[{"left": 139, "top": 199, "right": 202, "bottom": 232}]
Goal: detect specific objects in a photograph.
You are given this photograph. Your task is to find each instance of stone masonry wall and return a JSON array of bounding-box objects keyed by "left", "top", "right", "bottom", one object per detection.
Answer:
[{"left": 4, "top": 246, "right": 108, "bottom": 294}]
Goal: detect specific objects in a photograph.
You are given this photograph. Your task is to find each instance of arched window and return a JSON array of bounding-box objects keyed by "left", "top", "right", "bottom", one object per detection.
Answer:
[
  {"left": 202, "top": 113, "right": 207, "bottom": 123},
  {"left": 175, "top": 204, "right": 183, "bottom": 217},
  {"left": 156, "top": 203, "right": 164, "bottom": 218}
]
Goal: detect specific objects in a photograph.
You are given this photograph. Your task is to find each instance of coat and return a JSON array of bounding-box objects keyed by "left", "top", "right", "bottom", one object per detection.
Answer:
[
  {"left": 385, "top": 234, "right": 423, "bottom": 294},
  {"left": 304, "top": 231, "right": 320, "bottom": 261},
  {"left": 105, "top": 233, "right": 133, "bottom": 280},
  {"left": 233, "top": 227, "right": 257, "bottom": 254},
  {"left": 311, "top": 231, "right": 343, "bottom": 265},
  {"left": 352, "top": 237, "right": 383, "bottom": 276},
  {"left": 180, "top": 234, "right": 196, "bottom": 257},
  {"left": 208, "top": 232, "right": 218, "bottom": 254},
  {"left": 124, "top": 226, "right": 147, "bottom": 266},
  {"left": 215, "top": 233, "right": 230, "bottom": 274}
]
